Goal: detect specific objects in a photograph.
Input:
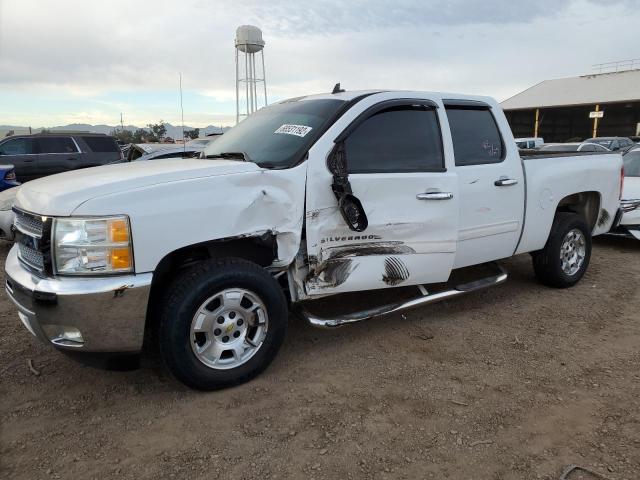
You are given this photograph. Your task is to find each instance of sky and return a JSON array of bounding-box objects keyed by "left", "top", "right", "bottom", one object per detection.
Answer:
[{"left": 0, "top": 0, "right": 639, "bottom": 128}]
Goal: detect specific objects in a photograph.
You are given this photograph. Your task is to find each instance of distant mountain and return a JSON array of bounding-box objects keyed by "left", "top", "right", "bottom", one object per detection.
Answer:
[{"left": 0, "top": 123, "right": 230, "bottom": 139}]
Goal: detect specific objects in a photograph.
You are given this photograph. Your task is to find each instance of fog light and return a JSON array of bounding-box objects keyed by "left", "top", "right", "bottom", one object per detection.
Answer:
[{"left": 42, "top": 325, "right": 84, "bottom": 347}]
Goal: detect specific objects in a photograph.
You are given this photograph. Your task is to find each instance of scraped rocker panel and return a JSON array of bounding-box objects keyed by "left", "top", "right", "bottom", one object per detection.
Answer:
[{"left": 305, "top": 250, "right": 455, "bottom": 295}]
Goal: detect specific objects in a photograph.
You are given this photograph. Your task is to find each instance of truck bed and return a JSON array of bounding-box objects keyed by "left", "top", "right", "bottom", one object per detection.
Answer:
[{"left": 515, "top": 151, "right": 622, "bottom": 255}]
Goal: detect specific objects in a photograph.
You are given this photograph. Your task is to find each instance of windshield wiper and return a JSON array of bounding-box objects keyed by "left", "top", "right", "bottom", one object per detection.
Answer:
[{"left": 205, "top": 151, "right": 251, "bottom": 162}]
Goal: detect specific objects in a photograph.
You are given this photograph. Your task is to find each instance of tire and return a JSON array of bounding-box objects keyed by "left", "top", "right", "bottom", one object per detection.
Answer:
[
  {"left": 532, "top": 212, "right": 592, "bottom": 288},
  {"left": 159, "top": 258, "right": 288, "bottom": 390}
]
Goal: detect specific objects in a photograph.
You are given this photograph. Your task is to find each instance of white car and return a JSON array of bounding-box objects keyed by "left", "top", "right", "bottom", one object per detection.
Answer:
[
  {"left": 5, "top": 89, "right": 623, "bottom": 390},
  {"left": 539, "top": 142, "right": 610, "bottom": 152},
  {"left": 618, "top": 148, "right": 640, "bottom": 239},
  {"left": 0, "top": 187, "right": 18, "bottom": 242},
  {"left": 125, "top": 143, "right": 203, "bottom": 161}
]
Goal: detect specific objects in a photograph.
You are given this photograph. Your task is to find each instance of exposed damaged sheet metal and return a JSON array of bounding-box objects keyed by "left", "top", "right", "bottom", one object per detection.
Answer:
[
  {"left": 382, "top": 257, "right": 410, "bottom": 286},
  {"left": 313, "top": 258, "right": 357, "bottom": 288},
  {"left": 305, "top": 252, "right": 455, "bottom": 295},
  {"left": 312, "top": 243, "right": 414, "bottom": 288},
  {"left": 319, "top": 241, "right": 416, "bottom": 262}
]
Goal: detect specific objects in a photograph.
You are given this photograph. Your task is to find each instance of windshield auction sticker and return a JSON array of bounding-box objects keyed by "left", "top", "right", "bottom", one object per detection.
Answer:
[{"left": 274, "top": 124, "right": 313, "bottom": 137}]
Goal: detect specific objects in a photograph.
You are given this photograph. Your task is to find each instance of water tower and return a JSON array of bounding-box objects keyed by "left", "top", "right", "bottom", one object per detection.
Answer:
[{"left": 235, "top": 25, "right": 267, "bottom": 124}]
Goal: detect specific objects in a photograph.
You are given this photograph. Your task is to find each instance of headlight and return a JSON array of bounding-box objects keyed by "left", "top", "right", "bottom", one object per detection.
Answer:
[{"left": 53, "top": 216, "right": 133, "bottom": 275}]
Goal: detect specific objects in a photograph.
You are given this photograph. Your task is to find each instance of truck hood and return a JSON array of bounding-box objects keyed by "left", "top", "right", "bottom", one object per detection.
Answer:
[{"left": 15, "top": 158, "right": 260, "bottom": 216}]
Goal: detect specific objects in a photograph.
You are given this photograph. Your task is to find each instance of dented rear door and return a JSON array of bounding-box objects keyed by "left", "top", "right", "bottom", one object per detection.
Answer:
[{"left": 304, "top": 95, "right": 459, "bottom": 296}]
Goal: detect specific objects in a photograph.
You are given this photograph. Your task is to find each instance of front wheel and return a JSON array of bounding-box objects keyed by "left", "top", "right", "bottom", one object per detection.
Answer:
[
  {"left": 532, "top": 212, "right": 592, "bottom": 288},
  {"left": 159, "top": 258, "right": 288, "bottom": 390}
]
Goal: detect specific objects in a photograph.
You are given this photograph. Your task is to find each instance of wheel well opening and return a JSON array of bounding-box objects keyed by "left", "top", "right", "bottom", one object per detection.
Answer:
[
  {"left": 142, "top": 234, "right": 278, "bottom": 350},
  {"left": 556, "top": 191, "right": 601, "bottom": 231}
]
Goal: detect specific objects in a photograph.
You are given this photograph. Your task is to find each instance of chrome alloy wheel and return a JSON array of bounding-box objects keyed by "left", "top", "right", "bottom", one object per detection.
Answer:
[
  {"left": 190, "top": 288, "right": 268, "bottom": 370},
  {"left": 560, "top": 228, "right": 586, "bottom": 276}
]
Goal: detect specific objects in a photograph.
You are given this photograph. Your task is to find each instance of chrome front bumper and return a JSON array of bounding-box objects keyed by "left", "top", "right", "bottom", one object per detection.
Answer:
[{"left": 4, "top": 245, "right": 152, "bottom": 352}]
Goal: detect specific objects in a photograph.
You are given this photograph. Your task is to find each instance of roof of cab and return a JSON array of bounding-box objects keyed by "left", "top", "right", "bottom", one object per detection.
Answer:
[{"left": 276, "top": 89, "right": 496, "bottom": 105}]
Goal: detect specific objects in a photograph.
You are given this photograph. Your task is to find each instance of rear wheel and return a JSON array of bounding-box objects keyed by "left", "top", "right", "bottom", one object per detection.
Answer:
[
  {"left": 159, "top": 258, "right": 288, "bottom": 390},
  {"left": 532, "top": 212, "right": 592, "bottom": 288}
]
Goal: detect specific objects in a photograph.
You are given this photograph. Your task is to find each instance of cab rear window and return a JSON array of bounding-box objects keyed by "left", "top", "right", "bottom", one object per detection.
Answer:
[{"left": 446, "top": 107, "right": 504, "bottom": 166}]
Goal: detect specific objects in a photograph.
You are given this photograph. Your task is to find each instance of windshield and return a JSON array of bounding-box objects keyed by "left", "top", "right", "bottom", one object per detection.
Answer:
[
  {"left": 203, "top": 99, "right": 345, "bottom": 168},
  {"left": 588, "top": 138, "right": 613, "bottom": 148},
  {"left": 624, "top": 151, "right": 640, "bottom": 177}
]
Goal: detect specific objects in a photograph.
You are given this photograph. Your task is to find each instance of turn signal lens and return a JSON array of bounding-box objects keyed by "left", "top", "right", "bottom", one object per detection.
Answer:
[
  {"left": 109, "top": 218, "right": 129, "bottom": 243},
  {"left": 110, "top": 248, "right": 131, "bottom": 270}
]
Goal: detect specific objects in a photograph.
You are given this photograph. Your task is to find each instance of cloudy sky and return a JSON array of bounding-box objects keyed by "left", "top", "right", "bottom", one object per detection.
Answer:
[{"left": 0, "top": 0, "right": 638, "bottom": 127}]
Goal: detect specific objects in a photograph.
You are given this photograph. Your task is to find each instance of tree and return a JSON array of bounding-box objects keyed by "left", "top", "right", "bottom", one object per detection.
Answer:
[
  {"left": 184, "top": 128, "right": 200, "bottom": 140},
  {"left": 132, "top": 128, "right": 150, "bottom": 143},
  {"left": 147, "top": 121, "right": 166, "bottom": 142},
  {"left": 110, "top": 129, "right": 135, "bottom": 144}
]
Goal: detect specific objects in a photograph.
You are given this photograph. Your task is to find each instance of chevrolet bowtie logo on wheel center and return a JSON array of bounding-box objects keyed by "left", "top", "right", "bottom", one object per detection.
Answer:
[{"left": 225, "top": 323, "right": 235, "bottom": 334}]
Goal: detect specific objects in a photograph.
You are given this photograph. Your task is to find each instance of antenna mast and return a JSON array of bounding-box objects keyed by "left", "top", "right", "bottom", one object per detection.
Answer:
[{"left": 180, "top": 72, "right": 185, "bottom": 155}]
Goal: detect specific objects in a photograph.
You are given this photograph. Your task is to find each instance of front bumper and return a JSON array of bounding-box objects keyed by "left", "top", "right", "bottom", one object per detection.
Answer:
[{"left": 4, "top": 245, "right": 152, "bottom": 352}]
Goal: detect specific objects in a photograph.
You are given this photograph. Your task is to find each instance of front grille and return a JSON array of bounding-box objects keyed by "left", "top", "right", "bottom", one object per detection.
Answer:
[
  {"left": 17, "top": 242, "right": 44, "bottom": 271},
  {"left": 14, "top": 210, "right": 44, "bottom": 237},
  {"left": 13, "top": 208, "right": 51, "bottom": 275}
]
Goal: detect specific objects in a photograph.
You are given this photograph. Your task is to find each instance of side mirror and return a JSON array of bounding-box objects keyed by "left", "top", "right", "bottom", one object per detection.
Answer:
[
  {"left": 327, "top": 142, "right": 368, "bottom": 232},
  {"left": 337, "top": 194, "right": 368, "bottom": 231}
]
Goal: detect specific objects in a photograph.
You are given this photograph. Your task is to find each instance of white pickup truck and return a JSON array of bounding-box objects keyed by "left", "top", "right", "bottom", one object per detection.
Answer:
[{"left": 5, "top": 89, "right": 624, "bottom": 390}]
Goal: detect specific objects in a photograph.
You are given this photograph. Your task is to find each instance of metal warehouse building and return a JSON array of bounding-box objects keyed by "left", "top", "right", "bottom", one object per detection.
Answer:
[{"left": 502, "top": 67, "right": 640, "bottom": 142}]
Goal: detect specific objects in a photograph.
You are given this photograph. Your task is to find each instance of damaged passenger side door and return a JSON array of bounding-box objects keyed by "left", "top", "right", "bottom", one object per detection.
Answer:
[{"left": 304, "top": 99, "right": 459, "bottom": 296}]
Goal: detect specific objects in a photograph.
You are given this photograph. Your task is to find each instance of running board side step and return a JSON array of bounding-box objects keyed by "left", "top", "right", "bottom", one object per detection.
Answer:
[{"left": 297, "top": 264, "right": 508, "bottom": 328}]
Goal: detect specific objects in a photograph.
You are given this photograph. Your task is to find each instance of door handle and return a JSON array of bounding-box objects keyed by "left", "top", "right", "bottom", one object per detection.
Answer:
[
  {"left": 416, "top": 191, "right": 453, "bottom": 200},
  {"left": 494, "top": 178, "right": 518, "bottom": 187}
]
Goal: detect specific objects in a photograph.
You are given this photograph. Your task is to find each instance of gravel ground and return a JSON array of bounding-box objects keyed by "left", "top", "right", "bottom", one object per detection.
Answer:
[{"left": 1, "top": 237, "right": 639, "bottom": 480}]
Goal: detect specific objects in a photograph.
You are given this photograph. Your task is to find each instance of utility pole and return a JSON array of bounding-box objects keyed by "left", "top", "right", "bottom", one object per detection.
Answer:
[{"left": 592, "top": 104, "right": 600, "bottom": 138}]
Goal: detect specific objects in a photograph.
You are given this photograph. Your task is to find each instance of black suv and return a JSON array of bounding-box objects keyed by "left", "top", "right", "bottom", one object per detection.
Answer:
[{"left": 0, "top": 134, "right": 123, "bottom": 182}]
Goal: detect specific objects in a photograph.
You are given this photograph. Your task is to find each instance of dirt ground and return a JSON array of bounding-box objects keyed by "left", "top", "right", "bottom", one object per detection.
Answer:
[{"left": 1, "top": 237, "right": 639, "bottom": 480}]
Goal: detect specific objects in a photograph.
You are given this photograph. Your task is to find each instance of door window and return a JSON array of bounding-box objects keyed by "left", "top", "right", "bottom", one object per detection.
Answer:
[
  {"left": 0, "top": 138, "right": 35, "bottom": 155},
  {"left": 38, "top": 137, "right": 78, "bottom": 154},
  {"left": 344, "top": 106, "right": 444, "bottom": 173},
  {"left": 81, "top": 136, "right": 119, "bottom": 152},
  {"left": 446, "top": 107, "right": 504, "bottom": 166}
]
